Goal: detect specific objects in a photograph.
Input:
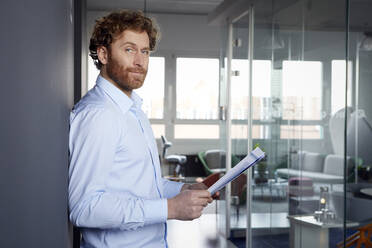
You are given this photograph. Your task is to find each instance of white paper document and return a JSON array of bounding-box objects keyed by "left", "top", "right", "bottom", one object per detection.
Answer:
[{"left": 208, "top": 147, "right": 265, "bottom": 195}]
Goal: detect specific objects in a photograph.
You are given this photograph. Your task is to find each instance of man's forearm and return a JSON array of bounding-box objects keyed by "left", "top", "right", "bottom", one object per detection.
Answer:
[{"left": 70, "top": 192, "right": 167, "bottom": 230}]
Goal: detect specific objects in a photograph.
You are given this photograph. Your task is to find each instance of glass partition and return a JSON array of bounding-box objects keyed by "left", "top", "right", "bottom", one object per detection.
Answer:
[
  {"left": 279, "top": 0, "right": 349, "bottom": 246},
  {"left": 343, "top": 1, "right": 372, "bottom": 246},
  {"left": 217, "top": 0, "right": 372, "bottom": 247}
]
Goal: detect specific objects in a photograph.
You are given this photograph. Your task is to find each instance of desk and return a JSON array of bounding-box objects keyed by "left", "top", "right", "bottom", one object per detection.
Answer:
[{"left": 287, "top": 215, "right": 359, "bottom": 248}]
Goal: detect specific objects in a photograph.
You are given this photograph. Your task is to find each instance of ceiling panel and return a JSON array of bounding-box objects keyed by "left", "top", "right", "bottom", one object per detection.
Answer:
[{"left": 87, "top": 0, "right": 223, "bottom": 15}]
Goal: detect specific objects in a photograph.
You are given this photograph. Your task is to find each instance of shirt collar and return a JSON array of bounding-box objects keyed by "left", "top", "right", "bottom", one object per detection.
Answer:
[{"left": 96, "top": 75, "right": 143, "bottom": 114}]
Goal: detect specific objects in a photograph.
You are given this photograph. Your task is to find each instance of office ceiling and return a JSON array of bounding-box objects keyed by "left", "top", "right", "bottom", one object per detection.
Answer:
[
  {"left": 207, "top": 0, "right": 372, "bottom": 31},
  {"left": 87, "top": 0, "right": 224, "bottom": 15},
  {"left": 87, "top": 0, "right": 372, "bottom": 31}
]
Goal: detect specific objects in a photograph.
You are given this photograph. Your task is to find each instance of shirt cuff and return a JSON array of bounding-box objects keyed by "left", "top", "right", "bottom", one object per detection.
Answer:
[
  {"left": 143, "top": 198, "right": 168, "bottom": 225},
  {"left": 163, "top": 180, "right": 184, "bottom": 198}
]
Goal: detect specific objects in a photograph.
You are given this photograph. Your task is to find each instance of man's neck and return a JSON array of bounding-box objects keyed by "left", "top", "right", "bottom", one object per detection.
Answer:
[{"left": 99, "top": 71, "right": 132, "bottom": 98}]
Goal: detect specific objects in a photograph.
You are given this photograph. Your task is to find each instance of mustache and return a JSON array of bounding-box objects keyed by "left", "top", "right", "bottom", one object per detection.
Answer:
[{"left": 127, "top": 68, "right": 146, "bottom": 74}]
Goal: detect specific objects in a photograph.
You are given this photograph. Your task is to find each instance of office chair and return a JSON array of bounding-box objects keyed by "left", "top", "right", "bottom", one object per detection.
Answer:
[
  {"left": 161, "top": 135, "right": 187, "bottom": 177},
  {"left": 198, "top": 149, "right": 240, "bottom": 175}
]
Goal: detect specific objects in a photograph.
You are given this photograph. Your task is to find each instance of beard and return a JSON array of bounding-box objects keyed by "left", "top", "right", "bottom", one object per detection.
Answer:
[{"left": 106, "top": 53, "right": 147, "bottom": 93}]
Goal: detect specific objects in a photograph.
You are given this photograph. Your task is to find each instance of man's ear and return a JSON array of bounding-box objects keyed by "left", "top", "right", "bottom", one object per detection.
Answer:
[{"left": 97, "top": 46, "right": 109, "bottom": 65}]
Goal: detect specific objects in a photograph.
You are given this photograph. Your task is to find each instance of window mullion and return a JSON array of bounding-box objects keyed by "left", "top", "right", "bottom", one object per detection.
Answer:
[{"left": 164, "top": 53, "right": 176, "bottom": 140}]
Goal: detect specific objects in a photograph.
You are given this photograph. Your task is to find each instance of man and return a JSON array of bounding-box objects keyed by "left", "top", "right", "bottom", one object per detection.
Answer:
[{"left": 68, "top": 10, "right": 213, "bottom": 248}]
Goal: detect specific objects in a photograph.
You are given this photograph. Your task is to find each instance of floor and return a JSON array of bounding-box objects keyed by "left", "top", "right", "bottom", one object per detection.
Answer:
[
  {"left": 167, "top": 201, "right": 238, "bottom": 248},
  {"left": 231, "top": 211, "right": 290, "bottom": 230},
  {"left": 166, "top": 176, "right": 292, "bottom": 248},
  {"left": 165, "top": 177, "right": 336, "bottom": 248},
  {"left": 166, "top": 202, "right": 291, "bottom": 248}
]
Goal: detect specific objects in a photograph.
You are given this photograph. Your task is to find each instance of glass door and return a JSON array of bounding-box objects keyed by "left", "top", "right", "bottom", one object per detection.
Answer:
[
  {"left": 229, "top": 5, "right": 292, "bottom": 248},
  {"left": 251, "top": 1, "right": 349, "bottom": 247},
  {"left": 217, "top": 7, "right": 254, "bottom": 241},
  {"left": 222, "top": 0, "right": 351, "bottom": 247},
  {"left": 229, "top": 7, "right": 252, "bottom": 245}
]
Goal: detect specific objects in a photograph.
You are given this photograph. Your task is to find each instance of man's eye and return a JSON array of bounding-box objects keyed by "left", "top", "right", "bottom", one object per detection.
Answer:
[
  {"left": 125, "top": 48, "right": 135, "bottom": 53},
  {"left": 142, "top": 50, "right": 150, "bottom": 55}
]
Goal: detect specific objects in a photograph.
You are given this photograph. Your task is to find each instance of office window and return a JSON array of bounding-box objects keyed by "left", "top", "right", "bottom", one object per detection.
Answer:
[
  {"left": 176, "top": 58, "right": 219, "bottom": 119},
  {"left": 331, "top": 60, "right": 352, "bottom": 114},
  {"left": 231, "top": 124, "right": 270, "bottom": 139},
  {"left": 231, "top": 60, "right": 272, "bottom": 120},
  {"left": 174, "top": 124, "right": 219, "bottom": 139},
  {"left": 150, "top": 124, "right": 165, "bottom": 139},
  {"left": 280, "top": 125, "right": 322, "bottom": 139},
  {"left": 135, "top": 57, "right": 165, "bottom": 119},
  {"left": 282, "top": 61, "right": 322, "bottom": 120},
  {"left": 88, "top": 58, "right": 99, "bottom": 90}
]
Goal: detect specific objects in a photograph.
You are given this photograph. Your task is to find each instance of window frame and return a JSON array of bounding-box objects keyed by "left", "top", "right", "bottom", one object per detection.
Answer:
[
  {"left": 85, "top": 50, "right": 327, "bottom": 142},
  {"left": 151, "top": 51, "right": 222, "bottom": 141}
]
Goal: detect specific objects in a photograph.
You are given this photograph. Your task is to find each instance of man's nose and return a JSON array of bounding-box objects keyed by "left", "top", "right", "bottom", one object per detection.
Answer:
[{"left": 133, "top": 52, "right": 145, "bottom": 67}]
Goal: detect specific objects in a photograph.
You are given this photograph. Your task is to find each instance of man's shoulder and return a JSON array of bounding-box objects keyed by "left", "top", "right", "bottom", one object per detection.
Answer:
[{"left": 71, "top": 88, "right": 120, "bottom": 121}]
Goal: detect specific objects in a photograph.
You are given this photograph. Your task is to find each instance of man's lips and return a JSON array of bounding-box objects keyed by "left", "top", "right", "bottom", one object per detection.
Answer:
[
  {"left": 130, "top": 71, "right": 144, "bottom": 75},
  {"left": 128, "top": 68, "right": 146, "bottom": 75}
]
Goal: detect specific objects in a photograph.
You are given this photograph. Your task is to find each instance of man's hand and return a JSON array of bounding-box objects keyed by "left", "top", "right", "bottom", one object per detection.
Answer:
[
  {"left": 181, "top": 182, "right": 220, "bottom": 199},
  {"left": 181, "top": 182, "right": 208, "bottom": 191},
  {"left": 167, "top": 190, "right": 212, "bottom": 220}
]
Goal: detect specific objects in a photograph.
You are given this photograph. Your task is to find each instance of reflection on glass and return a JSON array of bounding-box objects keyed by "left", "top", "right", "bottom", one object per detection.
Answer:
[{"left": 176, "top": 58, "right": 219, "bottom": 120}]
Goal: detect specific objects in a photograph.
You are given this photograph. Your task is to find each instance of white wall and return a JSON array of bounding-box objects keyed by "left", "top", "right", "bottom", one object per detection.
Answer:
[{"left": 87, "top": 11, "right": 221, "bottom": 53}]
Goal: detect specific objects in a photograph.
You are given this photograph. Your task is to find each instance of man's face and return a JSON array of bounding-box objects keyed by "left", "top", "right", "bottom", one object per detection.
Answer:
[{"left": 102, "top": 29, "right": 150, "bottom": 94}]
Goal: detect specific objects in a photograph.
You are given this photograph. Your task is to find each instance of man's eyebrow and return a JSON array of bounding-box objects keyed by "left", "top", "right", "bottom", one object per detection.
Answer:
[
  {"left": 120, "top": 42, "right": 150, "bottom": 50},
  {"left": 120, "top": 42, "right": 137, "bottom": 47}
]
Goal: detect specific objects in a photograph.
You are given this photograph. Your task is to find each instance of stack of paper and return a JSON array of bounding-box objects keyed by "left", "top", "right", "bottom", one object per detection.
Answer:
[{"left": 208, "top": 147, "right": 265, "bottom": 195}]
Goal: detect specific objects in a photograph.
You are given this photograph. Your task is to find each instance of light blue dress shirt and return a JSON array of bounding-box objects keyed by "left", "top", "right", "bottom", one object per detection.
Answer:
[{"left": 69, "top": 75, "right": 183, "bottom": 248}]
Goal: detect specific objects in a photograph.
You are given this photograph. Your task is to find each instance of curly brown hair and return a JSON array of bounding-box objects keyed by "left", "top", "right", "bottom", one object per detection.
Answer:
[{"left": 89, "top": 10, "right": 160, "bottom": 70}]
